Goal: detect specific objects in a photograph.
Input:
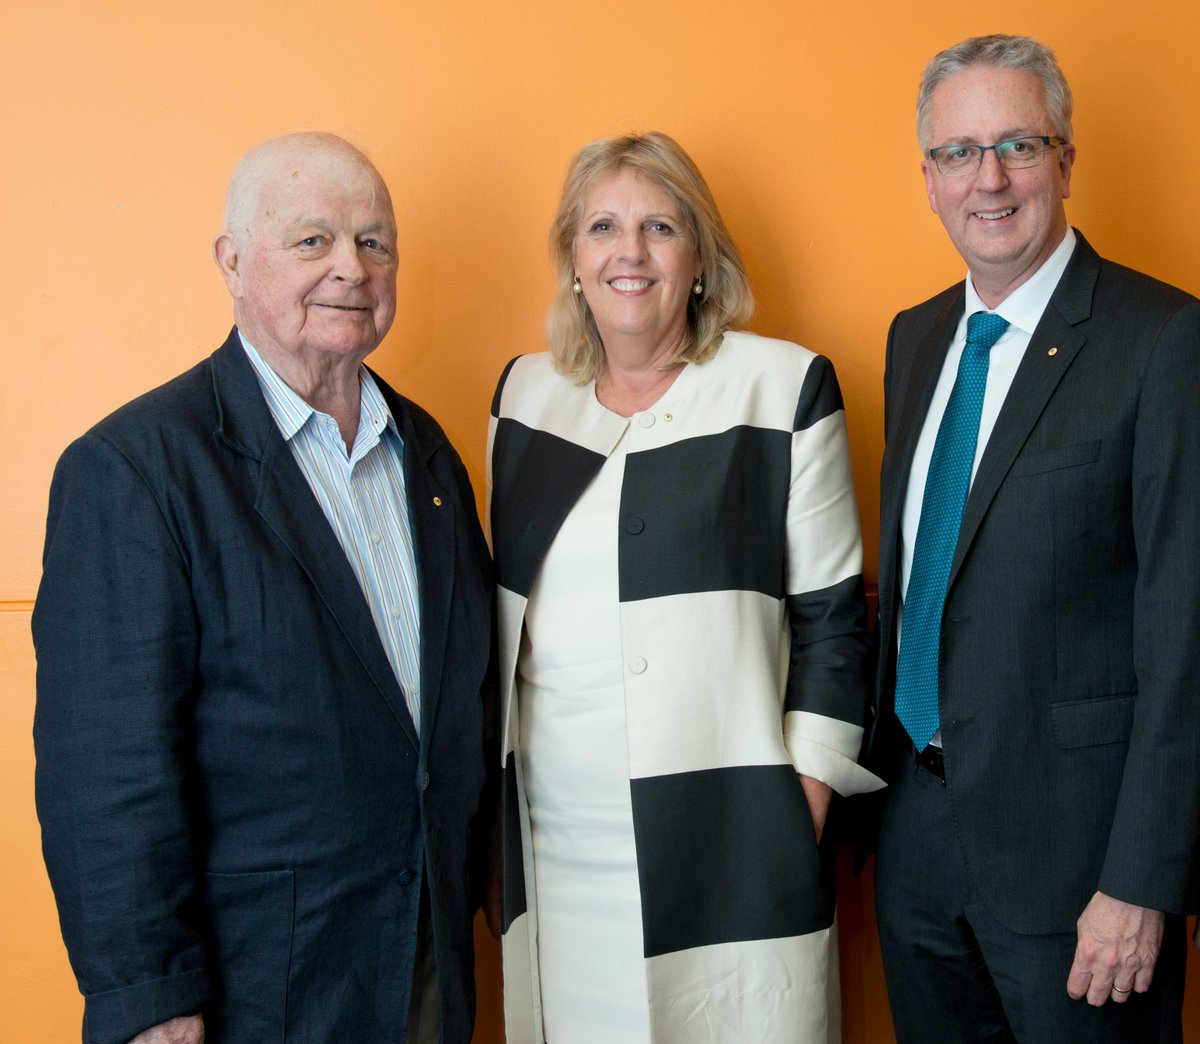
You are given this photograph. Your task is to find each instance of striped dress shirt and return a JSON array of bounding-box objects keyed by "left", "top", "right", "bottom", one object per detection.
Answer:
[{"left": 241, "top": 337, "right": 423, "bottom": 730}]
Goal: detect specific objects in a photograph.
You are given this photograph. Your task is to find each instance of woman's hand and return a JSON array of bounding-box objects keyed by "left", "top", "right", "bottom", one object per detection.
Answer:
[{"left": 798, "top": 775, "right": 834, "bottom": 845}]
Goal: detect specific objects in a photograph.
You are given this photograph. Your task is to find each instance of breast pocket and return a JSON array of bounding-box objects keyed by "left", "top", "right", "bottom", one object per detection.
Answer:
[
  {"left": 203, "top": 869, "right": 295, "bottom": 1042},
  {"left": 1011, "top": 439, "right": 1102, "bottom": 478},
  {"left": 1050, "top": 693, "right": 1135, "bottom": 749}
]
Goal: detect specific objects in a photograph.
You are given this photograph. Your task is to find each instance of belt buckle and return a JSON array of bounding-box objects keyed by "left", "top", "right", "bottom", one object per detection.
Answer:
[{"left": 916, "top": 744, "right": 946, "bottom": 784}]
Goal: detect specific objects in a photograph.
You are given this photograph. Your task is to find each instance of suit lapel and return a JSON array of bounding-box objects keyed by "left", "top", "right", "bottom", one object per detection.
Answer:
[
  {"left": 879, "top": 287, "right": 963, "bottom": 607},
  {"left": 382, "top": 382, "right": 455, "bottom": 750},
  {"left": 947, "top": 234, "right": 1099, "bottom": 589},
  {"left": 211, "top": 335, "right": 420, "bottom": 748}
]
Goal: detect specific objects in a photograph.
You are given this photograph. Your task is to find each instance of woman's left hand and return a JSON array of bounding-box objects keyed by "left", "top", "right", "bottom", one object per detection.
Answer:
[{"left": 798, "top": 774, "right": 834, "bottom": 845}]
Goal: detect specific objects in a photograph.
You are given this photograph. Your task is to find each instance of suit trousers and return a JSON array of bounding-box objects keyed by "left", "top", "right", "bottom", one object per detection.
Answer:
[
  {"left": 874, "top": 753, "right": 1186, "bottom": 1043},
  {"left": 406, "top": 881, "right": 440, "bottom": 1044}
]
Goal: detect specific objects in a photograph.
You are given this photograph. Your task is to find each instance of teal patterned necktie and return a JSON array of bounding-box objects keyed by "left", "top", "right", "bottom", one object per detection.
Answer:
[{"left": 895, "top": 311, "right": 1010, "bottom": 751}]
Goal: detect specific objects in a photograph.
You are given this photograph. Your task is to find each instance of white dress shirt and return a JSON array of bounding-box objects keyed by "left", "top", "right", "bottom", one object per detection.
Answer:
[
  {"left": 898, "top": 230, "right": 1077, "bottom": 744},
  {"left": 241, "top": 336, "right": 424, "bottom": 731}
]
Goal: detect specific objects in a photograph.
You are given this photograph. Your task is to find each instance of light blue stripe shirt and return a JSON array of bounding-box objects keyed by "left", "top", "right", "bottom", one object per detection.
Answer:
[{"left": 240, "top": 335, "right": 423, "bottom": 731}]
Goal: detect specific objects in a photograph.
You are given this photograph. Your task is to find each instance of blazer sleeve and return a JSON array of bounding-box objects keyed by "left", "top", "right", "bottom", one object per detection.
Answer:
[
  {"left": 32, "top": 432, "right": 214, "bottom": 1044},
  {"left": 1098, "top": 297, "right": 1200, "bottom": 913},
  {"left": 780, "top": 355, "right": 884, "bottom": 796}
]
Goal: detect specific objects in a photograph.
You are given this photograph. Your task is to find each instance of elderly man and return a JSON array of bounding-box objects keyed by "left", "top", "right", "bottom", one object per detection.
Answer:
[
  {"left": 33, "top": 133, "right": 493, "bottom": 1044},
  {"left": 867, "top": 35, "right": 1200, "bottom": 1042}
]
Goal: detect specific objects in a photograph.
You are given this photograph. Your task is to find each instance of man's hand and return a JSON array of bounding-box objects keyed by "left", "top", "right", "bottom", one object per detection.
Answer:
[
  {"left": 128, "top": 1014, "right": 204, "bottom": 1044},
  {"left": 798, "top": 774, "right": 833, "bottom": 845},
  {"left": 1067, "top": 891, "right": 1164, "bottom": 1005}
]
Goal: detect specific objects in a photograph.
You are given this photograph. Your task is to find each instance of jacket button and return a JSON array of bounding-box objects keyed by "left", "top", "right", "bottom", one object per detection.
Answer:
[
  {"left": 422, "top": 772, "right": 430, "bottom": 791},
  {"left": 398, "top": 870, "right": 416, "bottom": 886},
  {"left": 626, "top": 517, "right": 645, "bottom": 534},
  {"left": 630, "top": 656, "right": 647, "bottom": 675}
]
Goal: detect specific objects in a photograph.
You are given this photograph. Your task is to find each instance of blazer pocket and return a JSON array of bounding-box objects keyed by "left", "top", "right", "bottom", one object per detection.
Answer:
[
  {"left": 1050, "top": 693, "right": 1135, "bottom": 749},
  {"left": 204, "top": 869, "right": 295, "bottom": 1042},
  {"left": 1012, "top": 439, "right": 1102, "bottom": 477}
]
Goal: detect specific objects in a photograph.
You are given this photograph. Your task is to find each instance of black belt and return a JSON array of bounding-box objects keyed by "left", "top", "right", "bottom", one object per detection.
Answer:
[{"left": 904, "top": 735, "right": 946, "bottom": 783}]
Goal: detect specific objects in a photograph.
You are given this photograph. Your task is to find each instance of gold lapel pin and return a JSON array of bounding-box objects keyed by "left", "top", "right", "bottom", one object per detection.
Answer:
[
  {"left": 1047, "top": 347, "right": 1058, "bottom": 357},
  {"left": 432, "top": 496, "right": 443, "bottom": 507}
]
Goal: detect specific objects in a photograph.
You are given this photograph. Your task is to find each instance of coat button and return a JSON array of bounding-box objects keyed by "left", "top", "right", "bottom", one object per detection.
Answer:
[
  {"left": 422, "top": 772, "right": 430, "bottom": 791},
  {"left": 398, "top": 869, "right": 416, "bottom": 886},
  {"left": 626, "top": 517, "right": 645, "bottom": 534},
  {"left": 630, "top": 656, "right": 647, "bottom": 674}
]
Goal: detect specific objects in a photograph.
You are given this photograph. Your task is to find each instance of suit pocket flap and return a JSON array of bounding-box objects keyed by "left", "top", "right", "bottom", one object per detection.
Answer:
[
  {"left": 1050, "top": 693, "right": 1134, "bottom": 749},
  {"left": 1012, "top": 439, "right": 1102, "bottom": 477}
]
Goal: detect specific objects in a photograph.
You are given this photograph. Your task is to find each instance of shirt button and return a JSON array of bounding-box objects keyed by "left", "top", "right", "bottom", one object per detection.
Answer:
[
  {"left": 638, "top": 412, "right": 656, "bottom": 428},
  {"left": 398, "top": 869, "right": 416, "bottom": 886},
  {"left": 371, "top": 531, "right": 382, "bottom": 544},
  {"left": 391, "top": 606, "right": 401, "bottom": 619},
  {"left": 626, "top": 517, "right": 645, "bottom": 534},
  {"left": 630, "top": 656, "right": 647, "bottom": 675}
]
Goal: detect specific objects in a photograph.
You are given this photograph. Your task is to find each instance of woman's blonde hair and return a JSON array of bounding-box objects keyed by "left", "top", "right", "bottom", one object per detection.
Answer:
[{"left": 546, "top": 132, "right": 754, "bottom": 384}]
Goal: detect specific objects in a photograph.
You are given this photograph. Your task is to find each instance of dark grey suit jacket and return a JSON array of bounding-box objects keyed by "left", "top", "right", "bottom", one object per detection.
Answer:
[
  {"left": 867, "top": 232, "right": 1200, "bottom": 934},
  {"left": 33, "top": 329, "right": 494, "bottom": 1043}
]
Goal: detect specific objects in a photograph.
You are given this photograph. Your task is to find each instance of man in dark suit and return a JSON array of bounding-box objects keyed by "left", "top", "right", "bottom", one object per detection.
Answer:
[
  {"left": 868, "top": 35, "right": 1200, "bottom": 1042},
  {"left": 33, "top": 133, "right": 494, "bottom": 1044}
]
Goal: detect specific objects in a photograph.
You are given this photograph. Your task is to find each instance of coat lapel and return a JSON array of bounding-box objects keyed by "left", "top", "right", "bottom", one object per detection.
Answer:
[
  {"left": 381, "top": 381, "right": 455, "bottom": 749},
  {"left": 947, "top": 234, "right": 1099, "bottom": 589},
  {"left": 210, "top": 333, "right": 420, "bottom": 749},
  {"left": 879, "top": 287, "right": 963, "bottom": 610}
]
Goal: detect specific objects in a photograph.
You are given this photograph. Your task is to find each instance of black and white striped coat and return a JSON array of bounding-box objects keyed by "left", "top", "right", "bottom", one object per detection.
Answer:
[{"left": 488, "top": 331, "right": 882, "bottom": 1042}]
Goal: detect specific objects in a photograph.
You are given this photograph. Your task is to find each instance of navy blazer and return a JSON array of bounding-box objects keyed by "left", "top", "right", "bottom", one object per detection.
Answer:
[
  {"left": 868, "top": 233, "right": 1200, "bottom": 933},
  {"left": 33, "top": 330, "right": 494, "bottom": 1043}
]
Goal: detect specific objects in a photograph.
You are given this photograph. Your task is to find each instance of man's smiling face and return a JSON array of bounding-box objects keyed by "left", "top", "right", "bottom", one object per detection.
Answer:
[
  {"left": 219, "top": 146, "right": 398, "bottom": 367},
  {"left": 922, "top": 64, "right": 1075, "bottom": 306}
]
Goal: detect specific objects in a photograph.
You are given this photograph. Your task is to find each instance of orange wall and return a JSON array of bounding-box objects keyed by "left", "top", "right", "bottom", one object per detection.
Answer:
[{"left": 4, "top": 1, "right": 1199, "bottom": 1040}]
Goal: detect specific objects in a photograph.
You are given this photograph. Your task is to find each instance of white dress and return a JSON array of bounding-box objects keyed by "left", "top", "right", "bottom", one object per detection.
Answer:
[{"left": 516, "top": 424, "right": 653, "bottom": 1043}]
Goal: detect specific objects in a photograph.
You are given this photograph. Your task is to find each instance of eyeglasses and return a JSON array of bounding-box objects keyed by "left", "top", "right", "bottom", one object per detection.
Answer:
[{"left": 928, "top": 136, "right": 1068, "bottom": 176}]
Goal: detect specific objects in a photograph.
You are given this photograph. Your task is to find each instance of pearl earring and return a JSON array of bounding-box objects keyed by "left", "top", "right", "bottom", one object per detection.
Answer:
[
  {"left": 693, "top": 276, "right": 703, "bottom": 296},
  {"left": 572, "top": 276, "right": 582, "bottom": 294}
]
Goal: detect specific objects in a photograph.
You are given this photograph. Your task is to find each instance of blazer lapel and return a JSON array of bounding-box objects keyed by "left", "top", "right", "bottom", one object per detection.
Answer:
[
  {"left": 879, "top": 287, "right": 963, "bottom": 608},
  {"left": 211, "top": 334, "right": 420, "bottom": 748},
  {"left": 948, "top": 234, "right": 1099, "bottom": 588},
  {"left": 383, "top": 383, "right": 455, "bottom": 749}
]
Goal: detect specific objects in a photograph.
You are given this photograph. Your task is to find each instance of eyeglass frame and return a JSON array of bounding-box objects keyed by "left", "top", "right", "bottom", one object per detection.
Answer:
[{"left": 927, "top": 135, "right": 1069, "bottom": 176}]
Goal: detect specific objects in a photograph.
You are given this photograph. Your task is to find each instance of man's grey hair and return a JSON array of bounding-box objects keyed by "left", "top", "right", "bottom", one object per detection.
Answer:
[{"left": 917, "top": 34, "right": 1073, "bottom": 150}]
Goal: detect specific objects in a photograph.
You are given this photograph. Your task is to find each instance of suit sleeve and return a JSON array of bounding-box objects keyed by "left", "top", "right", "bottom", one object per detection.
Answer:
[
  {"left": 781, "top": 355, "right": 884, "bottom": 796},
  {"left": 1098, "top": 298, "right": 1200, "bottom": 913},
  {"left": 33, "top": 433, "right": 213, "bottom": 1044}
]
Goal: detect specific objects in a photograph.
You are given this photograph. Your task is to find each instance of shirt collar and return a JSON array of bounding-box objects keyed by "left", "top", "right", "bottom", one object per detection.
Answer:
[
  {"left": 964, "top": 227, "right": 1077, "bottom": 335},
  {"left": 238, "top": 332, "right": 398, "bottom": 444}
]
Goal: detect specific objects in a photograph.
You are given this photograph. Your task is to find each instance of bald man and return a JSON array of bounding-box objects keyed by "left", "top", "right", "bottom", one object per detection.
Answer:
[{"left": 34, "top": 133, "right": 494, "bottom": 1044}]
